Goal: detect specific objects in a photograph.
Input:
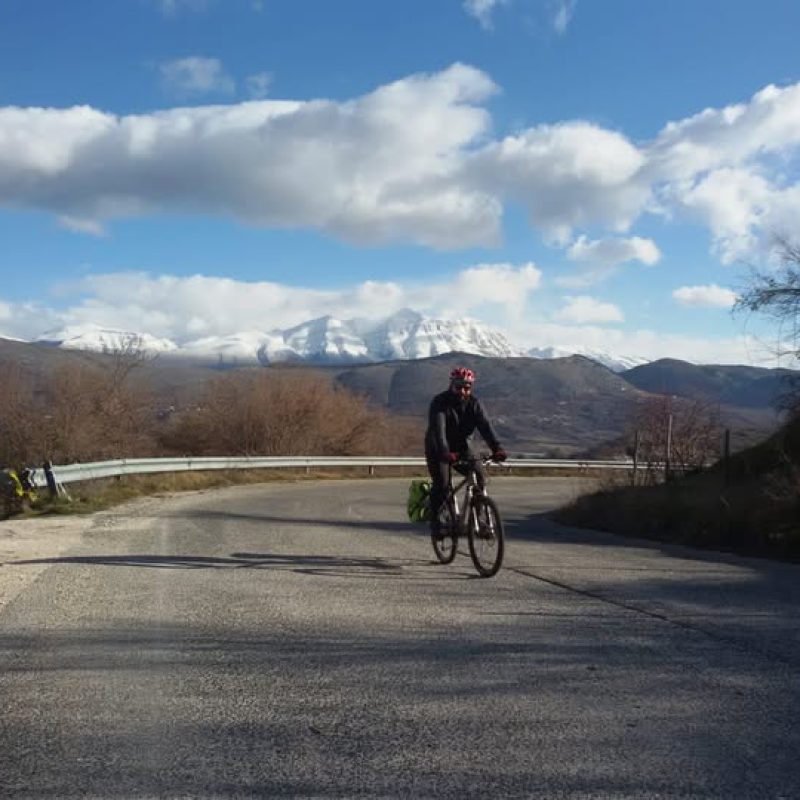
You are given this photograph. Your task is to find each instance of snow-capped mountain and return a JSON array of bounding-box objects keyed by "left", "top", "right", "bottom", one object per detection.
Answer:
[
  {"left": 527, "top": 346, "right": 648, "bottom": 373},
  {"left": 33, "top": 311, "right": 643, "bottom": 371},
  {"left": 179, "top": 331, "right": 267, "bottom": 363},
  {"left": 259, "top": 310, "right": 523, "bottom": 364},
  {"left": 36, "top": 325, "right": 178, "bottom": 355},
  {"left": 363, "top": 310, "right": 523, "bottom": 361},
  {"left": 262, "top": 315, "right": 372, "bottom": 363}
]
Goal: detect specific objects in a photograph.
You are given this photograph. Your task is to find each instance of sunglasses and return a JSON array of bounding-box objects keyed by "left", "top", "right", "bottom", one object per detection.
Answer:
[{"left": 453, "top": 381, "right": 473, "bottom": 390}]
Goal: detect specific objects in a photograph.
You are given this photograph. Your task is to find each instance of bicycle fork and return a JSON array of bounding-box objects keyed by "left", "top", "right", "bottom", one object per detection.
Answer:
[{"left": 452, "top": 486, "right": 478, "bottom": 537}]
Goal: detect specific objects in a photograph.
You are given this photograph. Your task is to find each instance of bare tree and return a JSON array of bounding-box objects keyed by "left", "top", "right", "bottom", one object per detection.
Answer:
[
  {"left": 0, "top": 363, "right": 39, "bottom": 466},
  {"left": 630, "top": 394, "right": 723, "bottom": 483},
  {"left": 161, "top": 369, "right": 417, "bottom": 457},
  {"left": 101, "top": 334, "right": 155, "bottom": 385},
  {"left": 736, "top": 237, "right": 800, "bottom": 420},
  {"left": 736, "top": 238, "right": 800, "bottom": 361},
  {"left": 37, "top": 340, "right": 156, "bottom": 462}
]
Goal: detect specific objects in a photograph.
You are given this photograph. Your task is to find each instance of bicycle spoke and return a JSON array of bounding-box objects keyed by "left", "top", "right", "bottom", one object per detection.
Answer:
[
  {"left": 431, "top": 501, "right": 458, "bottom": 564},
  {"left": 467, "top": 496, "right": 504, "bottom": 577}
]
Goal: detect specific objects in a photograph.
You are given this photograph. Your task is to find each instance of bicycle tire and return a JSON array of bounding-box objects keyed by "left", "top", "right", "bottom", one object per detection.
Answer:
[
  {"left": 431, "top": 499, "right": 458, "bottom": 565},
  {"left": 467, "top": 495, "right": 504, "bottom": 577}
]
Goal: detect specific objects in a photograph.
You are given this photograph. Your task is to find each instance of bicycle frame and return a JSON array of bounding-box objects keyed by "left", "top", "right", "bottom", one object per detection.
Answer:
[
  {"left": 431, "top": 455, "right": 506, "bottom": 577},
  {"left": 444, "top": 461, "right": 488, "bottom": 535}
]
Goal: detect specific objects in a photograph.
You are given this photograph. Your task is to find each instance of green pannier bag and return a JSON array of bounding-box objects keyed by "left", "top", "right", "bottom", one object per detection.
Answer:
[{"left": 407, "top": 478, "right": 433, "bottom": 523}]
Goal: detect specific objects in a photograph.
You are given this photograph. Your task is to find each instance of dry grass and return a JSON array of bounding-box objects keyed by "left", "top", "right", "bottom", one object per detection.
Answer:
[
  {"left": 554, "top": 418, "right": 800, "bottom": 562},
  {"left": 14, "top": 462, "right": 611, "bottom": 520},
  {"left": 22, "top": 466, "right": 432, "bottom": 518}
]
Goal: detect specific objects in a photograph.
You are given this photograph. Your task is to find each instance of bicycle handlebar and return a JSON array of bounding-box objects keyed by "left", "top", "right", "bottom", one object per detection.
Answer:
[{"left": 453, "top": 455, "right": 506, "bottom": 468}]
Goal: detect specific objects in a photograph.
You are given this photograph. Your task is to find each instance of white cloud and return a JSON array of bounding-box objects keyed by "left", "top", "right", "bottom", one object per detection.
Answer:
[
  {"left": 555, "top": 295, "right": 624, "bottom": 324},
  {"left": 507, "top": 318, "right": 786, "bottom": 366},
  {"left": 446, "top": 262, "right": 542, "bottom": 320},
  {"left": 672, "top": 284, "right": 738, "bottom": 309},
  {"left": 1, "top": 67, "right": 800, "bottom": 258},
  {"left": 0, "top": 261, "right": 541, "bottom": 343},
  {"left": 470, "top": 121, "right": 649, "bottom": 243},
  {"left": 160, "top": 57, "right": 235, "bottom": 96},
  {"left": 0, "top": 64, "right": 499, "bottom": 249},
  {"left": 463, "top": 0, "right": 508, "bottom": 29},
  {"left": 647, "top": 83, "right": 800, "bottom": 181},
  {"left": 1, "top": 266, "right": 793, "bottom": 368},
  {"left": 557, "top": 235, "right": 660, "bottom": 287},
  {"left": 57, "top": 215, "right": 107, "bottom": 237},
  {"left": 551, "top": 0, "right": 577, "bottom": 35},
  {"left": 246, "top": 71, "right": 273, "bottom": 99},
  {"left": 646, "top": 82, "right": 800, "bottom": 261},
  {"left": 668, "top": 167, "right": 800, "bottom": 263},
  {"left": 0, "top": 298, "right": 61, "bottom": 342},
  {"left": 567, "top": 235, "right": 661, "bottom": 266},
  {"left": 157, "top": 0, "right": 210, "bottom": 15}
]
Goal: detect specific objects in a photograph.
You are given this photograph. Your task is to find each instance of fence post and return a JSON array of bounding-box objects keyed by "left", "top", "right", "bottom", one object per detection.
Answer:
[
  {"left": 631, "top": 430, "right": 640, "bottom": 487},
  {"left": 665, "top": 414, "right": 673, "bottom": 482},
  {"left": 723, "top": 429, "right": 731, "bottom": 487}
]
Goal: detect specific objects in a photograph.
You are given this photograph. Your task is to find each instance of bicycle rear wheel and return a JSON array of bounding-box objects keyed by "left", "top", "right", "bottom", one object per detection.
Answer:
[
  {"left": 431, "top": 500, "right": 458, "bottom": 564},
  {"left": 467, "top": 496, "right": 504, "bottom": 577}
]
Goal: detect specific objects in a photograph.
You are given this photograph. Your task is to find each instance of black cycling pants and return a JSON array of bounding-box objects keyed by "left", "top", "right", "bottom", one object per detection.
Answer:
[
  {"left": 425, "top": 453, "right": 486, "bottom": 528},
  {"left": 425, "top": 454, "right": 450, "bottom": 526}
]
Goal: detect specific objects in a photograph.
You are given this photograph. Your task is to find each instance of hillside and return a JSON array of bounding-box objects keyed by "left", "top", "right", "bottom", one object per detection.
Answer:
[
  {"left": 331, "top": 353, "right": 653, "bottom": 454},
  {"left": 554, "top": 413, "right": 800, "bottom": 560},
  {"left": 623, "top": 359, "right": 798, "bottom": 409},
  {"left": 2, "top": 338, "right": 794, "bottom": 456},
  {"left": 0, "top": 338, "right": 237, "bottom": 410},
  {"left": 325, "top": 354, "right": 791, "bottom": 454}
]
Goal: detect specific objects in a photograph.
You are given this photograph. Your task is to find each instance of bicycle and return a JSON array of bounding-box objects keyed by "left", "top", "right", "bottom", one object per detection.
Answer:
[{"left": 431, "top": 456, "right": 505, "bottom": 578}]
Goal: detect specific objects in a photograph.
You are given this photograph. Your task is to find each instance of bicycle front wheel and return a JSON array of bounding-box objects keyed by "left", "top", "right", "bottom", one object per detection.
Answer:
[
  {"left": 431, "top": 500, "right": 458, "bottom": 565},
  {"left": 468, "top": 496, "right": 504, "bottom": 577}
]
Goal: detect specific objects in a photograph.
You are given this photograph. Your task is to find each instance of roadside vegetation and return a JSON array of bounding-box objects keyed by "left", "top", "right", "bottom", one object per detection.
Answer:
[
  {"left": 0, "top": 353, "right": 422, "bottom": 518},
  {"left": 3, "top": 244, "right": 799, "bottom": 541},
  {"left": 15, "top": 466, "right": 432, "bottom": 519},
  {"left": 554, "top": 411, "right": 800, "bottom": 560},
  {"left": 555, "top": 239, "right": 800, "bottom": 561},
  {"left": 0, "top": 355, "right": 420, "bottom": 468}
]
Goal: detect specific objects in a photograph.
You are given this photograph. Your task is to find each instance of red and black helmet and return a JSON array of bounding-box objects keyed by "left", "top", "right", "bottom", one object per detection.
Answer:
[{"left": 449, "top": 366, "right": 475, "bottom": 384}]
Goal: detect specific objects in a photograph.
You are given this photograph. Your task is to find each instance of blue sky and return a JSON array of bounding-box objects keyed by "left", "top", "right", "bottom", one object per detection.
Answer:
[{"left": 2, "top": 0, "right": 800, "bottom": 364}]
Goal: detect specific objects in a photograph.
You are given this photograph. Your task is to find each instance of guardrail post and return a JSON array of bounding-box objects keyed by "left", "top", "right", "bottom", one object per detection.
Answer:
[
  {"left": 631, "top": 430, "right": 640, "bottom": 487},
  {"left": 43, "top": 460, "right": 58, "bottom": 499}
]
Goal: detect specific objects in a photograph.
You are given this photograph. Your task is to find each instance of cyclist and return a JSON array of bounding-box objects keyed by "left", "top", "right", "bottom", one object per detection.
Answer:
[{"left": 424, "top": 366, "right": 506, "bottom": 537}]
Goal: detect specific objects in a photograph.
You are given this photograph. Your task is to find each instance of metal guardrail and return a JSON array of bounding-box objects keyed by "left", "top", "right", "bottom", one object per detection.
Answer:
[{"left": 31, "top": 456, "right": 637, "bottom": 487}]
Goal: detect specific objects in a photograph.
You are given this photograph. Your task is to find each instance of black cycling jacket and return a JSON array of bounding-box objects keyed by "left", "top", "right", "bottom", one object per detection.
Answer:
[{"left": 424, "top": 389, "right": 501, "bottom": 459}]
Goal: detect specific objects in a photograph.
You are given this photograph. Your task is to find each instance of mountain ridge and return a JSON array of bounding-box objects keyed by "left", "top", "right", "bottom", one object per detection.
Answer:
[
  {"left": 33, "top": 309, "right": 642, "bottom": 372},
  {"left": 1, "top": 337, "right": 794, "bottom": 455}
]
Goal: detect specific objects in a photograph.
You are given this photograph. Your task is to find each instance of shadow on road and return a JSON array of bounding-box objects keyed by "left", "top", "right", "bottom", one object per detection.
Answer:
[
  {"left": 2, "top": 615, "right": 799, "bottom": 799},
  {"left": 183, "top": 508, "right": 416, "bottom": 535},
  {"left": 10, "top": 551, "right": 442, "bottom": 579},
  {"left": 508, "top": 509, "right": 800, "bottom": 572}
]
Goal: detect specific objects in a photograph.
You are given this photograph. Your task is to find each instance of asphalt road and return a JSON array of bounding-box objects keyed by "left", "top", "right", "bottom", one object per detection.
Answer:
[{"left": 1, "top": 477, "right": 799, "bottom": 799}]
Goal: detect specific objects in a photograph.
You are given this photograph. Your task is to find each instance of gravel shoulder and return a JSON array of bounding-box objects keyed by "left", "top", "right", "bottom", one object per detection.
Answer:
[
  {"left": 0, "top": 514, "right": 96, "bottom": 613},
  {"left": 0, "top": 493, "right": 189, "bottom": 615}
]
